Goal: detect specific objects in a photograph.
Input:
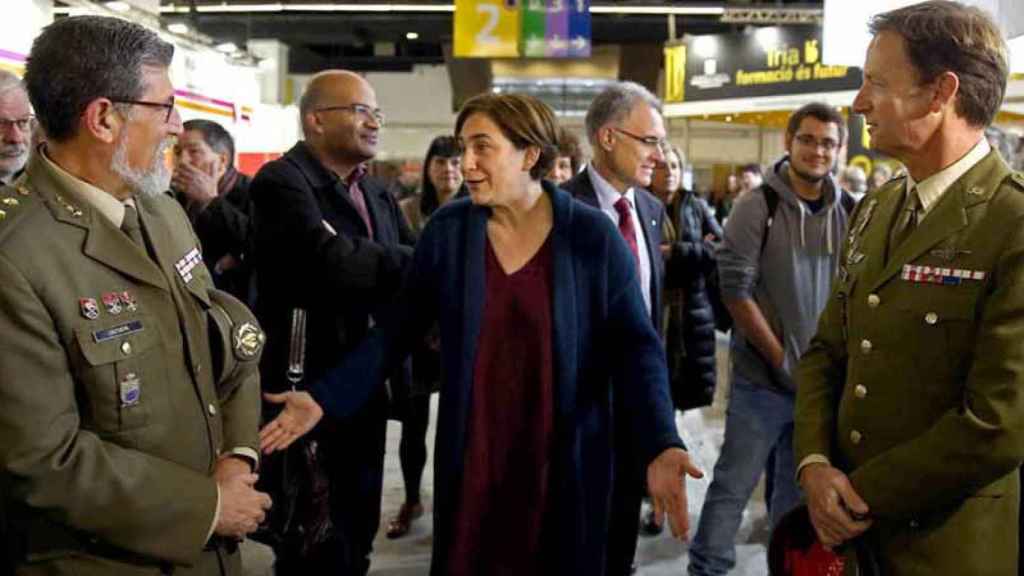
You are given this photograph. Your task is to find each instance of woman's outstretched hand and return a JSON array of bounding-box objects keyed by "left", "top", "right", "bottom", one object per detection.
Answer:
[{"left": 258, "top": 391, "right": 324, "bottom": 453}]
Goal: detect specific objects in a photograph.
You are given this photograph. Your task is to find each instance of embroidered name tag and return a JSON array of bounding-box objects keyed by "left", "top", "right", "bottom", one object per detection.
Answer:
[
  {"left": 901, "top": 264, "right": 986, "bottom": 285},
  {"left": 175, "top": 247, "right": 202, "bottom": 283},
  {"left": 92, "top": 319, "right": 144, "bottom": 343}
]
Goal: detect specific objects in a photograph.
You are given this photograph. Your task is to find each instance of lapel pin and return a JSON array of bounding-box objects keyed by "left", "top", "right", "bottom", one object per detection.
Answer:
[
  {"left": 79, "top": 298, "right": 99, "bottom": 320},
  {"left": 102, "top": 292, "right": 122, "bottom": 315},
  {"left": 967, "top": 186, "right": 984, "bottom": 196},
  {"left": 930, "top": 248, "right": 971, "bottom": 261},
  {"left": 119, "top": 290, "right": 138, "bottom": 313}
]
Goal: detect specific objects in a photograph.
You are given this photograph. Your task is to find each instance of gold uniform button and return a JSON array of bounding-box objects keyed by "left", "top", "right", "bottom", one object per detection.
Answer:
[
  {"left": 867, "top": 294, "right": 880, "bottom": 308},
  {"left": 207, "top": 403, "right": 217, "bottom": 416},
  {"left": 120, "top": 341, "right": 132, "bottom": 355},
  {"left": 925, "top": 312, "right": 938, "bottom": 325},
  {"left": 855, "top": 384, "right": 867, "bottom": 398},
  {"left": 850, "top": 430, "right": 863, "bottom": 444},
  {"left": 860, "top": 339, "right": 872, "bottom": 354}
]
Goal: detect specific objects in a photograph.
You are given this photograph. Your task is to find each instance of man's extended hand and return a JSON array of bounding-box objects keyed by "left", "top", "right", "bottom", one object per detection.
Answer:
[
  {"left": 214, "top": 473, "right": 272, "bottom": 539},
  {"left": 258, "top": 391, "right": 324, "bottom": 453},
  {"left": 172, "top": 161, "right": 219, "bottom": 208},
  {"left": 646, "top": 447, "right": 704, "bottom": 540},
  {"left": 800, "top": 463, "right": 872, "bottom": 548}
]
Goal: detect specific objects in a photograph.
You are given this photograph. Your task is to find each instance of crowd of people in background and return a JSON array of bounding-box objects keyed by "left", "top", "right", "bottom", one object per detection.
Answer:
[{"left": 2, "top": 2, "right": 1024, "bottom": 576}]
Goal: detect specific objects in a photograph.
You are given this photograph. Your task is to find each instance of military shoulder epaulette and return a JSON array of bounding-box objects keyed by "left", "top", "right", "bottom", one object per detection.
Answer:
[
  {"left": 1008, "top": 172, "right": 1024, "bottom": 192},
  {"left": 0, "top": 184, "right": 34, "bottom": 223}
]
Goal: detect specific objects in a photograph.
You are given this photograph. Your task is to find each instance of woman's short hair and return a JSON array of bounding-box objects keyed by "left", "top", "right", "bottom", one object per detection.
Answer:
[
  {"left": 455, "top": 93, "right": 560, "bottom": 181},
  {"left": 420, "top": 135, "right": 462, "bottom": 217},
  {"left": 556, "top": 128, "right": 585, "bottom": 175}
]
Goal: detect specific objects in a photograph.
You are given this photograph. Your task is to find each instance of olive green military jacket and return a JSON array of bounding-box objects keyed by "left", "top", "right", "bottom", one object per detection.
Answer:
[
  {"left": 0, "top": 154, "right": 262, "bottom": 575},
  {"left": 795, "top": 150, "right": 1024, "bottom": 576}
]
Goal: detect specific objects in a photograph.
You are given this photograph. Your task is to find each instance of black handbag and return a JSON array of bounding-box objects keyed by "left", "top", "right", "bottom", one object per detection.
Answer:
[{"left": 251, "top": 309, "right": 336, "bottom": 559}]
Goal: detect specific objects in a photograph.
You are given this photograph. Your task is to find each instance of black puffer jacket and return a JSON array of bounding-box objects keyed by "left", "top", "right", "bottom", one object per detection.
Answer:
[{"left": 664, "top": 189, "right": 723, "bottom": 409}]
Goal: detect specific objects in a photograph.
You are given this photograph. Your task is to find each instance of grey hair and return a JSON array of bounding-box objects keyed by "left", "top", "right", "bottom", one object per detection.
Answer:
[
  {"left": 0, "top": 70, "right": 26, "bottom": 98},
  {"left": 585, "top": 81, "right": 662, "bottom": 147},
  {"left": 24, "top": 15, "right": 174, "bottom": 142}
]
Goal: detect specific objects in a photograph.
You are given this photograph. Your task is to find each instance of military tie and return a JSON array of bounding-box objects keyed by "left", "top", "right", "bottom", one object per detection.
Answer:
[
  {"left": 121, "top": 204, "right": 147, "bottom": 249},
  {"left": 888, "top": 186, "right": 920, "bottom": 256}
]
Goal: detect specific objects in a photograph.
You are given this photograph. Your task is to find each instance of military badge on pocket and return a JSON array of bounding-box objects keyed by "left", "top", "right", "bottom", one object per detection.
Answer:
[{"left": 119, "top": 372, "right": 142, "bottom": 407}]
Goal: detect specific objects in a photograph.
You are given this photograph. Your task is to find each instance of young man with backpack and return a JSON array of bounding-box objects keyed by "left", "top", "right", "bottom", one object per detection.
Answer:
[{"left": 688, "top": 102, "right": 853, "bottom": 576}]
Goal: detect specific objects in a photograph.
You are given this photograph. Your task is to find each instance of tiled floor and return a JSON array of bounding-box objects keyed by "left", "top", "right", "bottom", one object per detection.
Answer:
[{"left": 243, "top": 335, "right": 773, "bottom": 575}]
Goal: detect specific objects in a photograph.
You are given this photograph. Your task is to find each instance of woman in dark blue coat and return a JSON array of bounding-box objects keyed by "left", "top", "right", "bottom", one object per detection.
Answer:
[{"left": 259, "top": 93, "right": 702, "bottom": 575}]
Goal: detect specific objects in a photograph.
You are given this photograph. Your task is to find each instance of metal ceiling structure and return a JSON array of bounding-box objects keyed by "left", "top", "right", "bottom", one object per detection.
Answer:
[{"left": 135, "top": 1, "right": 824, "bottom": 73}]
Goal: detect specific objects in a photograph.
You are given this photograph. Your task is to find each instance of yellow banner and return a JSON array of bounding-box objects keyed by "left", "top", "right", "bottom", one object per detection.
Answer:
[
  {"left": 664, "top": 44, "right": 686, "bottom": 103},
  {"left": 454, "top": 0, "right": 520, "bottom": 58}
]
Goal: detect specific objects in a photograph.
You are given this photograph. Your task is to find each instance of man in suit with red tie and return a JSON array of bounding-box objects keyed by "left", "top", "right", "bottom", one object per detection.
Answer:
[{"left": 562, "top": 81, "right": 669, "bottom": 576}]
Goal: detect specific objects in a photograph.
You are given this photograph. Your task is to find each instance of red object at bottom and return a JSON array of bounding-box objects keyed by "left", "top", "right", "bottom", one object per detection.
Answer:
[{"left": 784, "top": 542, "right": 845, "bottom": 576}]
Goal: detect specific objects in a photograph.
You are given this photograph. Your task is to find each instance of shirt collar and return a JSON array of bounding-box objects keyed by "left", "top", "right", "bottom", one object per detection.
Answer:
[
  {"left": 587, "top": 163, "right": 635, "bottom": 212},
  {"left": 342, "top": 163, "right": 368, "bottom": 188},
  {"left": 39, "top": 146, "right": 127, "bottom": 227},
  {"left": 907, "top": 137, "right": 990, "bottom": 215}
]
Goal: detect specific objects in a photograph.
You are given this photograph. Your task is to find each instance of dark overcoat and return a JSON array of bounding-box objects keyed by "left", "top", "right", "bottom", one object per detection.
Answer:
[{"left": 309, "top": 183, "right": 684, "bottom": 575}]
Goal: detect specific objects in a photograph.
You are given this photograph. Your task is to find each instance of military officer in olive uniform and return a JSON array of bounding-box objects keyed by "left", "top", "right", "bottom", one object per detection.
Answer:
[
  {"left": 795, "top": 3, "right": 1024, "bottom": 575},
  {"left": 0, "top": 16, "right": 270, "bottom": 575}
]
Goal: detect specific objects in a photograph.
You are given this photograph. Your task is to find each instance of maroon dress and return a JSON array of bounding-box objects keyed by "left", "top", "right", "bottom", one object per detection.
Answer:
[{"left": 448, "top": 234, "right": 556, "bottom": 576}]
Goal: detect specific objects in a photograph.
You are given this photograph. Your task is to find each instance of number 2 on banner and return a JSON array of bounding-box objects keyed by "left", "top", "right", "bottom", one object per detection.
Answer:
[
  {"left": 454, "top": 0, "right": 520, "bottom": 57},
  {"left": 476, "top": 4, "right": 499, "bottom": 44}
]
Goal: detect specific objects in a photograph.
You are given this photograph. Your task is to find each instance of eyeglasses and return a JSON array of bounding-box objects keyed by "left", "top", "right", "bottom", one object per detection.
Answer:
[
  {"left": 315, "top": 103, "right": 385, "bottom": 126},
  {"left": 612, "top": 127, "right": 669, "bottom": 154},
  {"left": 0, "top": 116, "right": 34, "bottom": 133},
  {"left": 110, "top": 96, "right": 177, "bottom": 123},
  {"left": 793, "top": 134, "right": 840, "bottom": 152}
]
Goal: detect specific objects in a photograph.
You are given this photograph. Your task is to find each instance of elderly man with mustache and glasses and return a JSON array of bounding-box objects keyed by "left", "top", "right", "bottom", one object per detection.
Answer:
[{"left": 0, "top": 70, "right": 32, "bottom": 184}]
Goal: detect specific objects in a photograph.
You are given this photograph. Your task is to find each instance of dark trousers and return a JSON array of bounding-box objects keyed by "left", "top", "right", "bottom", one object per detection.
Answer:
[
  {"left": 398, "top": 394, "right": 431, "bottom": 504},
  {"left": 273, "top": 393, "right": 387, "bottom": 576}
]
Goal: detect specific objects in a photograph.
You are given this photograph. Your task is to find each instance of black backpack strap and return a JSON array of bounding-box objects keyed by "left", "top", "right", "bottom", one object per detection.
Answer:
[
  {"left": 759, "top": 184, "right": 779, "bottom": 256},
  {"left": 839, "top": 189, "right": 856, "bottom": 214}
]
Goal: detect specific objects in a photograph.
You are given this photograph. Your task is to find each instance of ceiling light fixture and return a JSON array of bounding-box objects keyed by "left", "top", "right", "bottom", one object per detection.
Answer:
[
  {"left": 215, "top": 42, "right": 238, "bottom": 53},
  {"left": 160, "top": 3, "right": 725, "bottom": 16},
  {"left": 406, "top": 32, "right": 420, "bottom": 40},
  {"left": 589, "top": 6, "right": 725, "bottom": 16},
  {"left": 105, "top": 1, "right": 132, "bottom": 12},
  {"left": 167, "top": 22, "right": 189, "bottom": 34}
]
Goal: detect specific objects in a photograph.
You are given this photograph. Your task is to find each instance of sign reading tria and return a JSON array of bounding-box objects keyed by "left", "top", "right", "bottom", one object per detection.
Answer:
[
  {"left": 664, "top": 26, "right": 861, "bottom": 103},
  {"left": 454, "top": 0, "right": 591, "bottom": 59}
]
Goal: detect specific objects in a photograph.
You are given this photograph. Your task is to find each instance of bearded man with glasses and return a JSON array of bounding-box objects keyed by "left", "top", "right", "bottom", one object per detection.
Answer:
[
  {"left": 0, "top": 15, "right": 270, "bottom": 576},
  {"left": 249, "top": 69, "right": 415, "bottom": 575},
  {"left": 0, "top": 70, "right": 33, "bottom": 184},
  {"left": 688, "top": 101, "right": 854, "bottom": 576}
]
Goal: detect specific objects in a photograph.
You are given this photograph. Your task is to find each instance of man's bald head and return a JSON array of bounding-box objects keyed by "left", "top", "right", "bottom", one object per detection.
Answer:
[
  {"left": 299, "top": 70, "right": 370, "bottom": 134},
  {"left": 298, "top": 69, "right": 382, "bottom": 173}
]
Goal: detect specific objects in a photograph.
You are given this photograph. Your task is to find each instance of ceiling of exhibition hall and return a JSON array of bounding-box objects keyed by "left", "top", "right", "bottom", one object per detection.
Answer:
[{"left": 142, "top": 0, "right": 825, "bottom": 73}]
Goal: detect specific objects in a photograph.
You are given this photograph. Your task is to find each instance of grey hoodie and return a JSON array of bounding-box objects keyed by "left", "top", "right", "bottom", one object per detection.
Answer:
[{"left": 717, "top": 157, "right": 850, "bottom": 392}]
